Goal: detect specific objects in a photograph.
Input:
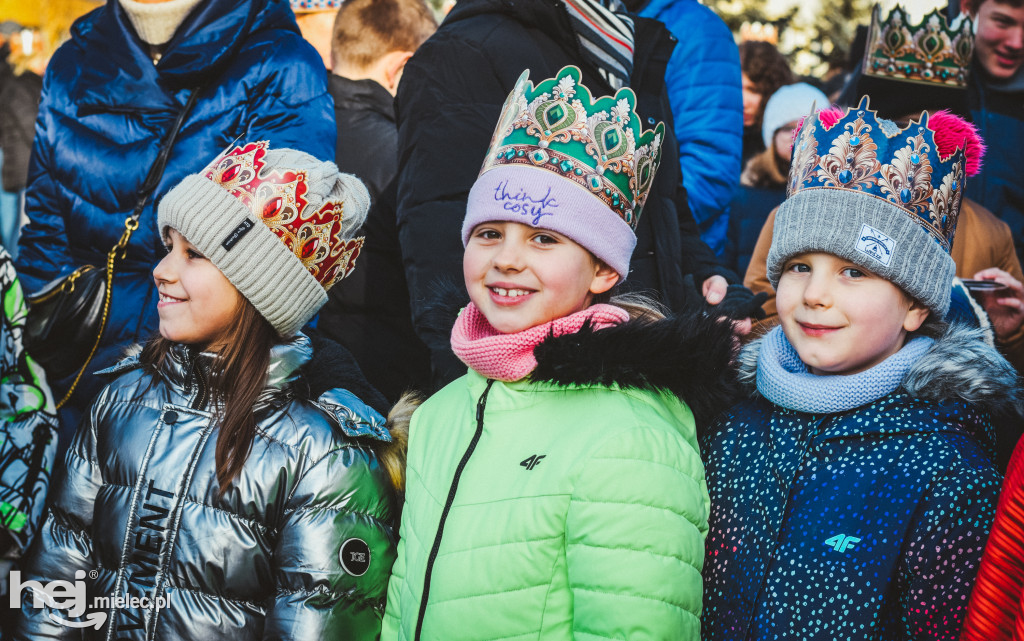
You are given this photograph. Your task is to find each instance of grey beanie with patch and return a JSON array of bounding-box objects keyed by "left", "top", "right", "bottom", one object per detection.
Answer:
[
  {"left": 158, "top": 141, "right": 370, "bottom": 337},
  {"left": 765, "top": 99, "right": 981, "bottom": 318}
]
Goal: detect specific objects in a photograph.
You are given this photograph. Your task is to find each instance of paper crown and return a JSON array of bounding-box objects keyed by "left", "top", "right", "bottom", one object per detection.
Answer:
[
  {"left": 202, "top": 141, "right": 363, "bottom": 289},
  {"left": 862, "top": 4, "right": 973, "bottom": 88},
  {"left": 479, "top": 66, "right": 665, "bottom": 230},
  {"left": 290, "top": 0, "right": 342, "bottom": 12},
  {"left": 789, "top": 97, "right": 972, "bottom": 253}
]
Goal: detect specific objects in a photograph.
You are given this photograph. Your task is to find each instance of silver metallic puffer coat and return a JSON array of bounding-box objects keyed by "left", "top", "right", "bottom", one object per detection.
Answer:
[{"left": 14, "top": 335, "right": 398, "bottom": 640}]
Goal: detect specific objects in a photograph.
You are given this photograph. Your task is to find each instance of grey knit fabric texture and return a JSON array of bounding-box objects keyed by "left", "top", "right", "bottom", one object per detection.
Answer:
[
  {"left": 158, "top": 148, "right": 370, "bottom": 337},
  {"left": 766, "top": 188, "right": 955, "bottom": 316}
]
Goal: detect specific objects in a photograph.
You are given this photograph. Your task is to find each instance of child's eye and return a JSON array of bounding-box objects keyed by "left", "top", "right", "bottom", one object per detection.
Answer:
[
  {"left": 786, "top": 262, "right": 809, "bottom": 273},
  {"left": 842, "top": 267, "right": 865, "bottom": 278},
  {"left": 533, "top": 233, "right": 558, "bottom": 245},
  {"left": 475, "top": 229, "right": 501, "bottom": 240},
  {"left": 186, "top": 248, "right": 206, "bottom": 260}
]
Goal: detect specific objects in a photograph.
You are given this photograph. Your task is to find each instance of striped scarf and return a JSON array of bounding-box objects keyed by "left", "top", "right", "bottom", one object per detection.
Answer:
[{"left": 562, "top": 0, "right": 635, "bottom": 90}]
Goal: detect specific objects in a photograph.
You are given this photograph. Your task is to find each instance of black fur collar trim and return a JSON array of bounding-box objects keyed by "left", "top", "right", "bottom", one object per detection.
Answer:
[{"left": 531, "top": 311, "right": 739, "bottom": 426}]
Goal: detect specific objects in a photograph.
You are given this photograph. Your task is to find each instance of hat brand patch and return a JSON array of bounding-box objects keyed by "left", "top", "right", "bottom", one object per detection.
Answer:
[
  {"left": 855, "top": 223, "right": 896, "bottom": 267},
  {"left": 339, "top": 538, "right": 371, "bottom": 576},
  {"left": 221, "top": 218, "right": 255, "bottom": 250}
]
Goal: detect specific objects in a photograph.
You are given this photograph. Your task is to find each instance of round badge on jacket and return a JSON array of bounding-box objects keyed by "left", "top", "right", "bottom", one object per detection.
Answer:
[{"left": 339, "top": 538, "right": 371, "bottom": 576}]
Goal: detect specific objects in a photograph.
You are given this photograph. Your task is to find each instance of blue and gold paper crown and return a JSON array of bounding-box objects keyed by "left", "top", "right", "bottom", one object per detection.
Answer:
[
  {"left": 863, "top": 5, "right": 973, "bottom": 88},
  {"left": 789, "top": 96, "right": 967, "bottom": 252},
  {"left": 479, "top": 66, "right": 665, "bottom": 230}
]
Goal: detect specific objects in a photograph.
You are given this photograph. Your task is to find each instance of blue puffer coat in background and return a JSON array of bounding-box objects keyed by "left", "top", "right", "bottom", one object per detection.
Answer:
[
  {"left": 702, "top": 324, "right": 1013, "bottom": 640},
  {"left": 638, "top": 0, "right": 742, "bottom": 256},
  {"left": 15, "top": 0, "right": 335, "bottom": 438}
]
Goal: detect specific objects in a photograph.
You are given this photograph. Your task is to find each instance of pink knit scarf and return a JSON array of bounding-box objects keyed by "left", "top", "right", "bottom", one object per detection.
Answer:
[{"left": 450, "top": 302, "right": 630, "bottom": 382}]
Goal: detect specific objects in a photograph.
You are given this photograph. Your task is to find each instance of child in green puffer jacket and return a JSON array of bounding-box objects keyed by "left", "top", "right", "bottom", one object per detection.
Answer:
[{"left": 381, "top": 66, "right": 737, "bottom": 641}]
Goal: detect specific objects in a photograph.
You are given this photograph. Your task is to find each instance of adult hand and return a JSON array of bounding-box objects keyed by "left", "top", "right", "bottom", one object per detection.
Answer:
[{"left": 972, "top": 267, "right": 1024, "bottom": 340}]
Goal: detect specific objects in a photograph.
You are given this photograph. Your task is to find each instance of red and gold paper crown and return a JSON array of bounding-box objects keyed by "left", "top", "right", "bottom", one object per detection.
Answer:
[{"left": 202, "top": 141, "right": 362, "bottom": 289}]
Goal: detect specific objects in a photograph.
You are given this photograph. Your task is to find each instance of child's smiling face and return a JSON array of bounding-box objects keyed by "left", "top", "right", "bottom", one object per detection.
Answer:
[
  {"left": 463, "top": 221, "right": 619, "bottom": 334},
  {"left": 154, "top": 228, "right": 243, "bottom": 350},
  {"left": 776, "top": 252, "right": 930, "bottom": 376}
]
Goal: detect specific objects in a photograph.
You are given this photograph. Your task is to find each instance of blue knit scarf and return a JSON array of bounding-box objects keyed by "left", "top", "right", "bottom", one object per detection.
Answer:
[{"left": 755, "top": 326, "right": 934, "bottom": 414}]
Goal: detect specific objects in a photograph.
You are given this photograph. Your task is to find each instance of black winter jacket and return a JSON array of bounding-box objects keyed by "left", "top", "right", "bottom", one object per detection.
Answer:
[
  {"left": 394, "top": 0, "right": 733, "bottom": 385},
  {"left": 320, "top": 74, "right": 431, "bottom": 402}
]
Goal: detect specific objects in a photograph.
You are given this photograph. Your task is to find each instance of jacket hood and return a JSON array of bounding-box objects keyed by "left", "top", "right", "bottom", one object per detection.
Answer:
[
  {"left": 71, "top": 0, "right": 298, "bottom": 105},
  {"left": 736, "top": 323, "right": 1023, "bottom": 420}
]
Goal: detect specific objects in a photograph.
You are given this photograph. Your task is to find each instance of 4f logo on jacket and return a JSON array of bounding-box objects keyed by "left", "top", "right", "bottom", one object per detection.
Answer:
[
  {"left": 824, "top": 534, "right": 861, "bottom": 553},
  {"left": 520, "top": 455, "right": 545, "bottom": 471}
]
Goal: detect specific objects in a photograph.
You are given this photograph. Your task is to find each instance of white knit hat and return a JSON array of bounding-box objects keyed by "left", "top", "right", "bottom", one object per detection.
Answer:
[
  {"left": 158, "top": 142, "right": 370, "bottom": 337},
  {"left": 761, "top": 83, "right": 829, "bottom": 149}
]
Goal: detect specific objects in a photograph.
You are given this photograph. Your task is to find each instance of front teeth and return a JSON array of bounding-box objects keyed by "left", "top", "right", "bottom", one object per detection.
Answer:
[{"left": 492, "top": 287, "right": 530, "bottom": 297}]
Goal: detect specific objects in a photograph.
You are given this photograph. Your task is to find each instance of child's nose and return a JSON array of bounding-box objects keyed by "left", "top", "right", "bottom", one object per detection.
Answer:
[
  {"left": 802, "top": 273, "right": 831, "bottom": 307},
  {"left": 492, "top": 240, "right": 524, "bottom": 271},
  {"left": 153, "top": 253, "right": 175, "bottom": 284}
]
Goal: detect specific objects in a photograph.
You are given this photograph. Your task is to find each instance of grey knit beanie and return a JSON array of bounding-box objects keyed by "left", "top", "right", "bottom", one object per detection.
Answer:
[
  {"left": 765, "top": 98, "right": 982, "bottom": 318},
  {"left": 767, "top": 188, "right": 956, "bottom": 315},
  {"left": 158, "top": 141, "right": 370, "bottom": 337}
]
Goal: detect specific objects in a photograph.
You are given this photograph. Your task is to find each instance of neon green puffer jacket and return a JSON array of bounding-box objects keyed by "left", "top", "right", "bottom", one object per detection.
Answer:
[{"left": 382, "top": 312, "right": 737, "bottom": 640}]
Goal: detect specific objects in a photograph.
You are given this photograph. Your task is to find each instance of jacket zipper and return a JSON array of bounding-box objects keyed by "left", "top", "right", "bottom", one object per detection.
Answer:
[
  {"left": 742, "top": 415, "right": 829, "bottom": 640},
  {"left": 190, "top": 359, "right": 208, "bottom": 411},
  {"left": 413, "top": 378, "right": 495, "bottom": 641}
]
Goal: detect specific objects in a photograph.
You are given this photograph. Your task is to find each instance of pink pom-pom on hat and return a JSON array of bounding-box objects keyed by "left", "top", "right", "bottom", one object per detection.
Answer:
[{"left": 929, "top": 110, "right": 985, "bottom": 176}]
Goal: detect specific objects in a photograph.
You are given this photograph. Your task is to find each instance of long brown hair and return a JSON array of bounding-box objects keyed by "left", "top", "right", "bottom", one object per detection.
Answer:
[{"left": 141, "top": 298, "right": 279, "bottom": 496}]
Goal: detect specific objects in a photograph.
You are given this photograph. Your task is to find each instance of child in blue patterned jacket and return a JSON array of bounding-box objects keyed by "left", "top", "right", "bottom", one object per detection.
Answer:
[{"left": 700, "top": 99, "right": 1013, "bottom": 640}]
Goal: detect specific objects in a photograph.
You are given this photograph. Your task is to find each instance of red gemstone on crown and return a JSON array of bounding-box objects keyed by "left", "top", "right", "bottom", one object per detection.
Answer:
[
  {"left": 263, "top": 196, "right": 283, "bottom": 220},
  {"left": 221, "top": 163, "right": 240, "bottom": 183}
]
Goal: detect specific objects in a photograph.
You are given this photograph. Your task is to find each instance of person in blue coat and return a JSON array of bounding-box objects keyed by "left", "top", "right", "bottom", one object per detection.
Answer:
[
  {"left": 702, "top": 102, "right": 1010, "bottom": 640},
  {"left": 15, "top": 0, "right": 335, "bottom": 444},
  {"left": 637, "top": 0, "right": 742, "bottom": 256}
]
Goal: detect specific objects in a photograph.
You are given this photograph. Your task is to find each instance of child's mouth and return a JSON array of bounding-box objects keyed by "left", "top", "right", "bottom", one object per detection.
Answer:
[
  {"left": 158, "top": 292, "right": 187, "bottom": 307},
  {"left": 798, "top": 322, "right": 838, "bottom": 337},
  {"left": 488, "top": 286, "right": 534, "bottom": 304}
]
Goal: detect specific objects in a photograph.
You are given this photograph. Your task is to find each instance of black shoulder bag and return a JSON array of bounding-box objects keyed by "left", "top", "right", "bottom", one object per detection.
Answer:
[{"left": 24, "top": 87, "right": 203, "bottom": 408}]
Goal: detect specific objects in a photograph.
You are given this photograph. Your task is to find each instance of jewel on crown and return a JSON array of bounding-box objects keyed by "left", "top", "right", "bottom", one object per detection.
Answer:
[
  {"left": 863, "top": 4, "right": 973, "bottom": 87},
  {"left": 201, "top": 141, "right": 363, "bottom": 287},
  {"left": 480, "top": 66, "right": 665, "bottom": 229},
  {"left": 788, "top": 96, "right": 969, "bottom": 252}
]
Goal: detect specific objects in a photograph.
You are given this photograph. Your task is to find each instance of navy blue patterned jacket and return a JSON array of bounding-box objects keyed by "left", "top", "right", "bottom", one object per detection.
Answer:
[{"left": 701, "top": 325, "right": 1013, "bottom": 641}]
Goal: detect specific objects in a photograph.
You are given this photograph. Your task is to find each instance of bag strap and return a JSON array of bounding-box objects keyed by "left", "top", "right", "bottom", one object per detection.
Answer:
[{"left": 57, "top": 86, "right": 204, "bottom": 409}]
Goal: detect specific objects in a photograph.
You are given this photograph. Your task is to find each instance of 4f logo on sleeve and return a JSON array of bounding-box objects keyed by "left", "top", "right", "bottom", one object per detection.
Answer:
[
  {"left": 520, "top": 455, "right": 546, "bottom": 471},
  {"left": 824, "top": 534, "right": 861, "bottom": 553}
]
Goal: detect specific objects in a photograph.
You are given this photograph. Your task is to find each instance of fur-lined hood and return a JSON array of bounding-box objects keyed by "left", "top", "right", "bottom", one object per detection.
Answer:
[{"left": 736, "top": 323, "right": 1023, "bottom": 420}]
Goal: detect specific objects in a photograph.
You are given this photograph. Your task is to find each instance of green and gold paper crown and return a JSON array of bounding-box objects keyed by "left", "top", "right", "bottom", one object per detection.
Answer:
[
  {"left": 863, "top": 4, "right": 973, "bottom": 87},
  {"left": 479, "top": 66, "right": 665, "bottom": 230}
]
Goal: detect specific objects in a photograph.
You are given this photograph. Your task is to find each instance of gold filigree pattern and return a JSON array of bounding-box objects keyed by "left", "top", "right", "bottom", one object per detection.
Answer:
[
  {"left": 928, "top": 159, "right": 964, "bottom": 239},
  {"left": 818, "top": 115, "right": 880, "bottom": 192},
  {"left": 878, "top": 132, "right": 933, "bottom": 216},
  {"left": 788, "top": 118, "right": 820, "bottom": 196}
]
